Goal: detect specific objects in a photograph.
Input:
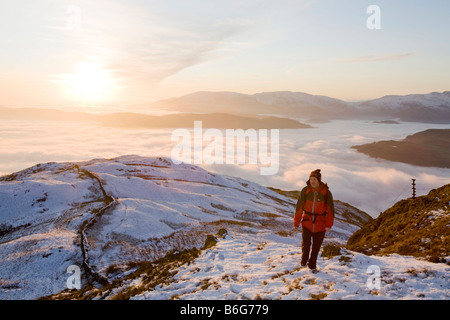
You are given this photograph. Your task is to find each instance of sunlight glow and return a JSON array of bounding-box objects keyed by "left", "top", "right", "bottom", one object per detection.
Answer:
[{"left": 62, "top": 62, "right": 118, "bottom": 104}]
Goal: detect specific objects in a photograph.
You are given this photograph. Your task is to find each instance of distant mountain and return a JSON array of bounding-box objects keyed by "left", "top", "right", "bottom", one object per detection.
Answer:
[
  {"left": 353, "top": 91, "right": 450, "bottom": 123},
  {"left": 152, "top": 91, "right": 354, "bottom": 120},
  {"left": 0, "top": 107, "right": 310, "bottom": 129},
  {"left": 352, "top": 129, "right": 450, "bottom": 168},
  {"left": 153, "top": 91, "right": 353, "bottom": 120},
  {"left": 347, "top": 184, "right": 450, "bottom": 263},
  {"left": 153, "top": 91, "right": 266, "bottom": 116},
  {"left": 152, "top": 90, "right": 450, "bottom": 123},
  {"left": 98, "top": 112, "right": 311, "bottom": 129},
  {"left": 3, "top": 90, "right": 449, "bottom": 124},
  {"left": 0, "top": 155, "right": 370, "bottom": 299}
]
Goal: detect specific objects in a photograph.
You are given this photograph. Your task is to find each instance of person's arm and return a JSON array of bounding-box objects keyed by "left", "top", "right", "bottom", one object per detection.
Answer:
[
  {"left": 294, "top": 188, "right": 305, "bottom": 229},
  {"left": 325, "top": 190, "right": 334, "bottom": 231}
]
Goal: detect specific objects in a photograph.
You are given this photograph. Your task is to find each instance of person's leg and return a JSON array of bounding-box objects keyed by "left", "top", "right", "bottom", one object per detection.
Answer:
[
  {"left": 301, "top": 227, "right": 312, "bottom": 266},
  {"left": 308, "top": 231, "right": 326, "bottom": 270}
]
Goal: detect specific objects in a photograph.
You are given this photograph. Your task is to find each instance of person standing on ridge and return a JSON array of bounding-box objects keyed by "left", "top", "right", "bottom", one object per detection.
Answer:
[{"left": 294, "top": 169, "right": 335, "bottom": 272}]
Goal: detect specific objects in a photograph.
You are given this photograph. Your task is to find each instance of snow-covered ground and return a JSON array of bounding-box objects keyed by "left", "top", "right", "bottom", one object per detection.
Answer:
[
  {"left": 134, "top": 229, "right": 449, "bottom": 300},
  {"left": 0, "top": 156, "right": 448, "bottom": 300},
  {"left": 1, "top": 155, "right": 301, "bottom": 299}
]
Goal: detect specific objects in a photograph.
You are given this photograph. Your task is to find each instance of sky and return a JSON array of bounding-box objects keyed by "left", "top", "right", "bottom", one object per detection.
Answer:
[{"left": 1, "top": 0, "right": 450, "bottom": 109}]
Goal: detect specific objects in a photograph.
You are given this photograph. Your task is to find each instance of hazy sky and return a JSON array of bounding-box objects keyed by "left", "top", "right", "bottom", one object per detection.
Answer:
[{"left": 1, "top": 0, "right": 449, "bottom": 108}]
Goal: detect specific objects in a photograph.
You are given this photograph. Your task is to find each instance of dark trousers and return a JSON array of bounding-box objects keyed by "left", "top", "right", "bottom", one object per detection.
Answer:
[{"left": 301, "top": 226, "right": 325, "bottom": 269}]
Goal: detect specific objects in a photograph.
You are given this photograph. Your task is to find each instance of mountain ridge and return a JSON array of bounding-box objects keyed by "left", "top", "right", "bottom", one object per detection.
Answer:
[
  {"left": 2, "top": 90, "right": 449, "bottom": 124},
  {"left": 152, "top": 90, "right": 450, "bottom": 123}
]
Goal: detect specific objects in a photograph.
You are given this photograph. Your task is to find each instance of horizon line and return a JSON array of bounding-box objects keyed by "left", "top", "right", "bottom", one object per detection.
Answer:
[{"left": 2, "top": 89, "right": 449, "bottom": 110}]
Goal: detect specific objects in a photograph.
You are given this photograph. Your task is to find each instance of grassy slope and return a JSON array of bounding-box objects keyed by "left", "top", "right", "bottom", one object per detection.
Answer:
[{"left": 347, "top": 184, "right": 450, "bottom": 263}]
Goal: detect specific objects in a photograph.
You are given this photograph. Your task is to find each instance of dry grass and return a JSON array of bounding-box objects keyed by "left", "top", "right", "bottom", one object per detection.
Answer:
[{"left": 347, "top": 184, "right": 449, "bottom": 263}]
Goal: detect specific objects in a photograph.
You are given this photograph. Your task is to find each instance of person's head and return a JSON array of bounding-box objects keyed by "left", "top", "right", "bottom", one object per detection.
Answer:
[{"left": 308, "top": 169, "right": 322, "bottom": 189}]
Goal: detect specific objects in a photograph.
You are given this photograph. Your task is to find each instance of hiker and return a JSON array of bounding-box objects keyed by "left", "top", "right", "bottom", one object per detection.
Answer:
[{"left": 294, "top": 169, "right": 335, "bottom": 272}]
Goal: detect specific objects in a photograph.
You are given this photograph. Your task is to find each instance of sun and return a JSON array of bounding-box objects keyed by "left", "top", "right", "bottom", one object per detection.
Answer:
[{"left": 62, "top": 62, "right": 118, "bottom": 104}]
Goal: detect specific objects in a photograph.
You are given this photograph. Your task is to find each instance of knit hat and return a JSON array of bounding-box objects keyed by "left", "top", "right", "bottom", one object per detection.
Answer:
[{"left": 309, "top": 169, "right": 322, "bottom": 182}]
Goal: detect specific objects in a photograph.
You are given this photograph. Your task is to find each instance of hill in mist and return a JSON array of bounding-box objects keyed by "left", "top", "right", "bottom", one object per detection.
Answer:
[
  {"left": 98, "top": 112, "right": 311, "bottom": 129},
  {"left": 352, "top": 129, "right": 450, "bottom": 168},
  {"left": 0, "top": 107, "right": 310, "bottom": 129}
]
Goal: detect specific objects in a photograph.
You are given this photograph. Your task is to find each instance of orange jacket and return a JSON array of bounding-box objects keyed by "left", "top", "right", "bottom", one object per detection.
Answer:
[{"left": 294, "top": 182, "right": 334, "bottom": 233}]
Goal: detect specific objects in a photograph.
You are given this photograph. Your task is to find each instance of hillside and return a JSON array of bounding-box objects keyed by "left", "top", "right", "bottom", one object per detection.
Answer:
[
  {"left": 1, "top": 157, "right": 448, "bottom": 300},
  {"left": 347, "top": 184, "right": 450, "bottom": 262},
  {"left": 352, "top": 129, "right": 450, "bottom": 168},
  {"left": 0, "top": 156, "right": 367, "bottom": 299}
]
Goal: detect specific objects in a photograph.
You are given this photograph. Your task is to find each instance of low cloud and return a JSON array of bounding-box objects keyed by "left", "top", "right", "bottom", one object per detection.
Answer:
[{"left": 1, "top": 120, "right": 449, "bottom": 217}]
